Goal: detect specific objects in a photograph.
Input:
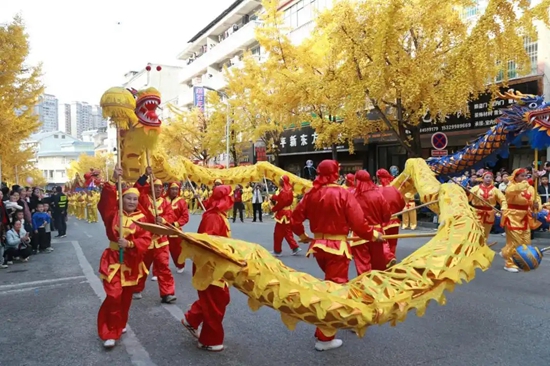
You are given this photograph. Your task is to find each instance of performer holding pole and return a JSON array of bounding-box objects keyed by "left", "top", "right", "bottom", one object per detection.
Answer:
[
  {"left": 167, "top": 182, "right": 190, "bottom": 273},
  {"left": 501, "top": 168, "right": 540, "bottom": 273},
  {"left": 352, "top": 170, "right": 393, "bottom": 273},
  {"left": 468, "top": 172, "right": 507, "bottom": 240},
  {"left": 376, "top": 169, "right": 405, "bottom": 258},
  {"left": 291, "top": 160, "right": 383, "bottom": 352},
  {"left": 133, "top": 165, "right": 177, "bottom": 303},
  {"left": 97, "top": 166, "right": 152, "bottom": 348},
  {"left": 182, "top": 185, "right": 234, "bottom": 352},
  {"left": 270, "top": 175, "right": 301, "bottom": 257}
]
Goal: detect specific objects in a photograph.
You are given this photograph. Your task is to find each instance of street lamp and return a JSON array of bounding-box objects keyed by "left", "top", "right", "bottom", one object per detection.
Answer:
[{"left": 203, "top": 86, "right": 231, "bottom": 168}]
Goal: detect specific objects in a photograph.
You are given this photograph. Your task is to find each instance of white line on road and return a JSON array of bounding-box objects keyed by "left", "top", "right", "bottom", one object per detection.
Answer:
[
  {"left": 71, "top": 240, "right": 157, "bottom": 366},
  {"left": 0, "top": 281, "right": 88, "bottom": 295},
  {"left": 83, "top": 231, "right": 93, "bottom": 238},
  {"left": 0, "top": 276, "right": 86, "bottom": 291}
]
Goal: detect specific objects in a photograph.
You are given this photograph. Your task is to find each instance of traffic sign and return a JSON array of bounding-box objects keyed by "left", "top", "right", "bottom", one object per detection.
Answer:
[
  {"left": 431, "top": 149, "right": 448, "bottom": 157},
  {"left": 431, "top": 132, "right": 448, "bottom": 150}
]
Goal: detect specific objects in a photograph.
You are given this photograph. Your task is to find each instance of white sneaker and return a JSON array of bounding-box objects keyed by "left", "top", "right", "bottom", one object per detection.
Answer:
[
  {"left": 292, "top": 247, "right": 302, "bottom": 256},
  {"left": 270, "top": 251, "right": 282, "bottom": 257},
  {"left": 103, "top": 339, "right": 116, "bottom": 348},
  {"left": 122, "top": 327, "right": 127, "bottom": 334},
  {"left": 197, "top": 341, "right": 224, "bottom": 352},
  {"left": 133, "top": 292, "right": 142, "bottom": 299},
  {"left": 314, "top": 339, "right": 343, "bottom": 351},
  {"left": 7, "top": 261, "right": 13, "bottom": 265},
  {"left": 181, "top": 317, "right": 200, "bottom": 338},
  {"left": 151, "top": 276, "right": 158, "bottom": 281},
  {"left": 504, "top": 266, "right": 519, "bottom": 273},
  {"left": 176, "top": 268, "right": 185, "bottom": 274},
  {"left": 0, "top": 264, "right": 7, "bottom": 269}
]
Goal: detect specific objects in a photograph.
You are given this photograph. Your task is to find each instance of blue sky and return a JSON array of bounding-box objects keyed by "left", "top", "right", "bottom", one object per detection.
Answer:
[{"left": 2, "top": 0, "right": 230, "bottom": 104}]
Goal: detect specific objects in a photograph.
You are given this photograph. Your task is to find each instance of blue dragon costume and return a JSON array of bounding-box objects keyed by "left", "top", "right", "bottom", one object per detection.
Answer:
[{"left": 427, "top": 90, "right": 550, "bottom": 176}]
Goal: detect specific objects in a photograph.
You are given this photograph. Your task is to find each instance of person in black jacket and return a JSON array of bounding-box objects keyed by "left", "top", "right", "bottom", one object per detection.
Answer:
[{"left": 52, "top": 186, "right": 68, "bottom": 238}]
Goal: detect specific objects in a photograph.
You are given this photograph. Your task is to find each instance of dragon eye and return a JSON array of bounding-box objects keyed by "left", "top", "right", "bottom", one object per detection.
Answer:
[{"left": 529, "top": 102, "right": 538, "bottom": 109}]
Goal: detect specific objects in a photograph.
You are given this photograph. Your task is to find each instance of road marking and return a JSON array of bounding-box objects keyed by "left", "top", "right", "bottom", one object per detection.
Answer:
[
  {"left": 0, "top": 281, "right": 88, "bottom": 295},
  {"left": 83, "top": 231, "right": 93, "bottom": 238},
  {"left": 71, "top": 240, "right": 157, "bottom": 366},
  {"left": 0, "top": 276, "right": 86, "bottom": 291}
]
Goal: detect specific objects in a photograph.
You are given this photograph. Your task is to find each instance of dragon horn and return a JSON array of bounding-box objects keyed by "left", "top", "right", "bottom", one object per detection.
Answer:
[{"left": 496, "top": 89, "right": 522, "bottom": 100}]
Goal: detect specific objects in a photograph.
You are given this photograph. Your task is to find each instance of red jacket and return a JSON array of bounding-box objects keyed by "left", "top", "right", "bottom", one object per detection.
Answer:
[
  {"left": 291, "top": 184, "right": 377, "bottom": 258},
  {"left": 97, "top": 183, "right": 152, "bottom": 286},
  {"left": 379, "top": 186, "right": 405, "bottom": 229},
  {"left": 271, "top": 189, "right": 293, "bottom": 224}
]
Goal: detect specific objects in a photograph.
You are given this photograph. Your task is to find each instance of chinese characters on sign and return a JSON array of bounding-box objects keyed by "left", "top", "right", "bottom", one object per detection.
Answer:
[
  {"left": 418, "top": 80, "right": 539, "bottom": 134},
  {"left": 193, "top": 87, "right": 205, "bottom": 113},
  {"left": 279, "top": 126, "right": 348, "bottom": 154}
]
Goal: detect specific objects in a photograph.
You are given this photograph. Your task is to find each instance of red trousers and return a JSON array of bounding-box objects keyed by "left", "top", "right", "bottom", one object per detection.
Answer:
[
  {"left": 351, "top": 241, "right": 393, "bottom": 275},
  {"left": 185, "top": 284, "right": 230, "bottom": 346},
  {"left": 385, "top": 226, "right": 399, "bottom": 255},
  {"left": 97, "top": 274, "right": 135, "bottom": 340},
  {"left": 313, "top": 249, "right": 350, "bottom": 341},
  {"left": 135, "top": 245, "right": 175, "bottom": 297},
  {"left": 273, "top": 222, "right": 299, "bottom": 253},
  {"left": 168, "top": 237, "right": 185, "bottom": 269}
]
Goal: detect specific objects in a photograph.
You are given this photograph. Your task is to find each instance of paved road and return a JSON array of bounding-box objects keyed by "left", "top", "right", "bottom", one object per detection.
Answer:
[{"left": 1, "top": 214, "right": 549, "bottom": 366}]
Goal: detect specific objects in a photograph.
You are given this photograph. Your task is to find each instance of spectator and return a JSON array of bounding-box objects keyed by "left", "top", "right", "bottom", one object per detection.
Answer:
[
  {"left": 538, "top": 176, "right": 550, "bottom": 204},
  {"left": 499, "top": 173, "right": 510, "bottom": 192},
  {"left": 32, "top": 202, "right": 52, "bottom": 253},
  {"left": 251, "top": 183, "right": 264, "bottom": 222},
  {"left": 4, "top": 219, "right": 31, "bottom": 264},
  {"left": 232, "top": 185, "right": 244, "bottom": 223}
]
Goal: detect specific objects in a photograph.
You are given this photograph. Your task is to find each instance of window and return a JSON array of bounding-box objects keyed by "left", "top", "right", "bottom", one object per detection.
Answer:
[
  {"left": 54, "top": 134, "right": 58, "bottom": 138},
  {"left": 496, "top": 37, "right": 538, "bottom": 81},
  {"left": 284, "top": 0, "right": 317, "bottom": 30},
  {"left": 62, "top": 135, "right": 65, "bottom": 139}
]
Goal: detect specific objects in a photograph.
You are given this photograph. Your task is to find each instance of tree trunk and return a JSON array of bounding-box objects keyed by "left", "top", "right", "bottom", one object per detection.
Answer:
[
  {"left": 231, "top": 147, "right": 239, "bottom": 167},
  {"left": 331, "top": 144, "right": 338, "bottom": 160}
]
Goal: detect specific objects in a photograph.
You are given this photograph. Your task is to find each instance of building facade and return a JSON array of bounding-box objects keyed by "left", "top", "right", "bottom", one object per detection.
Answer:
[
  {"left": 34, "top": 94, "right": 59, "bottom": 132},
  {"left": 22, "top": 131, "right": 94, "bottom": 188},
  {"left": 173, "top": 0, "right": 549, "bottom": 173}
]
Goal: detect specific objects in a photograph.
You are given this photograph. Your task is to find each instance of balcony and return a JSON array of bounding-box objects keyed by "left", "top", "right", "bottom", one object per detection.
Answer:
[{"left": 180, "top": 21, "right": 259, "bottom": 83}]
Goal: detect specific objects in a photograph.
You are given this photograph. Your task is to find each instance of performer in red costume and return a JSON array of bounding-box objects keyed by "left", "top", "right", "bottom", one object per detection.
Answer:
[
  {"left": 97, "top": 166, "right": 152, "bottom": 349},
  {"left": 84, "top": 168, "right": 102, "bottom": 189},
  {"left": 376, "top": 168, "right": 405, "bottom": 258},
  {"left": 167, "top": 182, "right": 190, "bottom": 274},
  {"left": 182, "top": 185, "right": 233, "bottom": 352},
  {"left": 352, "top": 170, "right": 393, "bottom": 274},
  {"left": 133, "top": 166, "right": 177, "bottom": 304},
  {"left": 271, "top": 175, "right": 301, "bottom": 256},
  {"left": 291, "top": 160, "right": 383, "bottom": 352},
  {"left": 344, "top": 173, "right": 355, "bottom": 191}
]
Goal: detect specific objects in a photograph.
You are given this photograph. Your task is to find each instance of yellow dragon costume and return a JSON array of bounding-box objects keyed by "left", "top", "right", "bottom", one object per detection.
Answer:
[{"left": 97, "top": 86, "right": 494, "bottom": 337}]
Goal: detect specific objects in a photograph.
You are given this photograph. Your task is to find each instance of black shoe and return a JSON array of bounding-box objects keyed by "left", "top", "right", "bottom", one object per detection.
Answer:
[{"left": 161, "top": 295, "right": 177, "bottom": 304}]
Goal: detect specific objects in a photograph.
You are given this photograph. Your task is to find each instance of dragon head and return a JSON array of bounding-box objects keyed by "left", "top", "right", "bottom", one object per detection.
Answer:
[
  {"left": 498, "top": 90, "right": 550, "bottom": 149},
  {"left": 128, "top": 87, "right": 162, "bottom": 128}
]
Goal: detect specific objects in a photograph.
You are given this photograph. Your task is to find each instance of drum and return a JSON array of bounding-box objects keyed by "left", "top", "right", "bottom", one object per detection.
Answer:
[{"left": 512, "top": 245, "right": 549, "bottom": 271}]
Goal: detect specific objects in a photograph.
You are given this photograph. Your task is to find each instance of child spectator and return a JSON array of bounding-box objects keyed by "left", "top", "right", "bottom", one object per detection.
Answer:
[
  {"left": 5, "top": 219, "right": 31, "bottom": 264},
  {"left": 42, "top": 202, "right": 53, "bottom": 252},
  {"left": 32, "top": 202, "right": 52, "bottom": 253},
  {"left": 5, "top": 191, "right": 23, "bottom": 227}
]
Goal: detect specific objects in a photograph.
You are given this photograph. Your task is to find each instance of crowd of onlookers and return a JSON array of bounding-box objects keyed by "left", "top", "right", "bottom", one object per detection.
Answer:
[{"left": 0, "top": 184, "right": 68, "bottom": 269}]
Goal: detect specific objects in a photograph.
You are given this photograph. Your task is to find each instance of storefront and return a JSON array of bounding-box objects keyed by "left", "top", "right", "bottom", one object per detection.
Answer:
[
  {"left": 419, "top": 77, "right": 543, "bottom": 171},
  {"left": 277, "top": 124, "right": 366, "bottom": 176}
]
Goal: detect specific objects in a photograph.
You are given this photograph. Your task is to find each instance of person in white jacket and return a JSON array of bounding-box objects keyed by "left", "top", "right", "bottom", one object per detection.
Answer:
[{"left": 4, "top": 220, "right": 31, "bottom": 264}]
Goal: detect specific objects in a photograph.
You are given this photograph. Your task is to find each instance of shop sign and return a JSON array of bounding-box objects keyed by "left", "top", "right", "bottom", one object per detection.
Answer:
[
  {"left": 279, "top": 125, "right": 348, "bottom": 155},
  {"left": 193, "top": 87, "right": 205, "bottom": 113},
  {"left": 419, "top": 80, "right": 539, "bottom": 134}
]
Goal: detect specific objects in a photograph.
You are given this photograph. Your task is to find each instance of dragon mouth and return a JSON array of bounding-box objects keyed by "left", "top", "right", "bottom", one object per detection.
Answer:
[
  {"left": 136, "top": 95, "right": 162, "bottom": 127},
  {"left": 529, "top": 108, "right": 550, "bottom": 129}
]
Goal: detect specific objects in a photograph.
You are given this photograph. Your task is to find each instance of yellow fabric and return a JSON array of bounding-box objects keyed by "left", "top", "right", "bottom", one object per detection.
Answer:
[
  {"left": 123, "top": 187, "right": 140, "bottom": 197},
  {"left": 154, "top": 159, "right": 494, "bottom": 338},
  {"left": 402, "top": 193, "right": 417, "bottom": 230}
]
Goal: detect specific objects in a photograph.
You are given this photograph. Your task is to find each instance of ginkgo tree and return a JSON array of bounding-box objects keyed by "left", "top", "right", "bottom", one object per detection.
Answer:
[
  {"left": 310, "top": 0, "right": 550, "bottom": 155},
  {"left": 223, "top": 53, "right": 299, "bottom": 166},
  {"left": 0, "top": 15, "right": 44, "bottom": 183},
  {"left": 160, "top": 106, "right": 224, "bottom": 165}
]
